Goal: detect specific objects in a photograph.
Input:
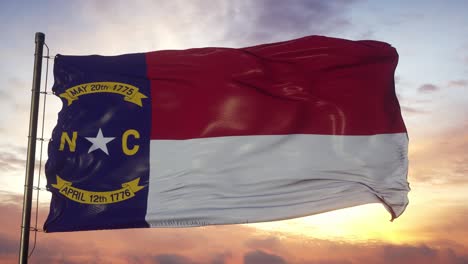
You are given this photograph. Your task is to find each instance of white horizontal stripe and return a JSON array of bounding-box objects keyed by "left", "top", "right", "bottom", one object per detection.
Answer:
[{"left": 146, "top": 134, "right": 409, "bottom": 227}]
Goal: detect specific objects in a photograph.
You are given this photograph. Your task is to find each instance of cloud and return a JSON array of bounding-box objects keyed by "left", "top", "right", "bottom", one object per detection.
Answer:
[
  {"left": 1, "top": 194, "right": 468, "bottom": 264},
  {"left": 245, "top": 237, "right": 283, "bottom": 252},
  {"left": 64, "top": 0, "right": 358, "bottom": 55},
  {"left": 2, "top": 190, "right": 468, "bottom": 263},
  {"left": 381, "top": 244, "right": 468, "bottom": 264},
  {"left": 312, "top": 261, "right": 353, "bottom": 264},
  {"left": 155, "top": 254, "right": 196, "bottom": 264},
  {"left": 448, "top": 80, "right": 468, "bottom": 87},
  {"left": 400, "top": 106, "right": 426, "bottom": 115},
  {"left": 418, "top": 84, "right": 439, "bottom": 93},
  {"left": 414, "top": 80, "right": 466, "bottom": 95},
  {"left": 409, "top": 122, "right": 468, "bottom": 185},
  {"left": 0, "top": 233, "right": 17, "bottom": 256},
  {"left": 211, "top": 252, "right": 232, "bottom": 264},
  {"left": 0, "top": 144, "right": 43, "bottom": 179},
  {"left": 0, "top": 78, "right": 31, "bottom": 135},
  {"left": 382, "top": 244, "right": 437, "bottom": 264},
  {"left": 243, "top": 250, "right": 286, "bottom": 264},
  {"left": 408, "top": 206, "right": 468, "bottom": 248},
  {"left": 0, "top": 149, "right": 26, "bottom": 172},
  {"left": 0, "top": 77, "right": 59, "bottom": 164},
  {"left": 221, "top": 0, "right": 356, "bottom": 45},
  {"left": 0, "top": 78, "right": 29, "bottom": 104},
  {"left": 0, "top": 191, "right": 23, "bottom": 206},
  {"left": 0, "top": 89, "right": 9, "bottom": 104}
]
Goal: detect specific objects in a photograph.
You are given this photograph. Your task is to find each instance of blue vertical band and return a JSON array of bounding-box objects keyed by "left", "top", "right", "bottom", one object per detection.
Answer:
[{"left": 44, "top": 53, "right": 151, "bottom": 232}]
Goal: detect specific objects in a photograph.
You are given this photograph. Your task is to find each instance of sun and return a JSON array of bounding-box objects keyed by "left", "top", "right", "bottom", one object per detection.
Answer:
[{"left": 248, "top": 203, "right": 415, "bottom": 244}]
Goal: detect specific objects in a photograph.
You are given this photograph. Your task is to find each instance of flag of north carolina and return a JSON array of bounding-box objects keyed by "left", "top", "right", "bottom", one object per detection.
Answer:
[{"left": 44, "top": 35, "right": 409, "bottom": 232}]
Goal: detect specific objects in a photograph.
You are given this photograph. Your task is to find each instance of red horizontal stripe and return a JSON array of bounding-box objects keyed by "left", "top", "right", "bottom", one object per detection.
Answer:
[{"left": 146, "top": 35, "right": 406, "bottom": 140}]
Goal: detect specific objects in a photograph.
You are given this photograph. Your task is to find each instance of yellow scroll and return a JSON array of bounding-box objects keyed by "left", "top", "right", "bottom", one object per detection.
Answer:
[
  {"left": 59, "top": 82, "right": 147, "bottom": 107},
  {"left": 51, "top": 175, "right": 145, "bottom": 204}
]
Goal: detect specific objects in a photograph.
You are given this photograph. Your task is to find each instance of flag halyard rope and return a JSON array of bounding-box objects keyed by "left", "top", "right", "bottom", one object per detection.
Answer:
[{"left": 27, "top": 42, "right": 50, "bottom": 259}]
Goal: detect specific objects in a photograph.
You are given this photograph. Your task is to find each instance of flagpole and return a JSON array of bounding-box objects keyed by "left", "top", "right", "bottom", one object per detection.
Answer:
[{"left": 19, "top": 32, "right": 45, "bottom": 264}]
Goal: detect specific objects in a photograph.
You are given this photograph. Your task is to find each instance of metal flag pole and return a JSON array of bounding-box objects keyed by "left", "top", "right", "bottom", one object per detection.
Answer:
[{"left": 19, "top": 32, "right": 45, "bottom": 264}]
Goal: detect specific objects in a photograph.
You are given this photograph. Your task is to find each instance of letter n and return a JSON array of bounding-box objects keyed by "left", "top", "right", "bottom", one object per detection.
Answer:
[{"left": 59, "top": 131, "right": 77, "bottom": 152}]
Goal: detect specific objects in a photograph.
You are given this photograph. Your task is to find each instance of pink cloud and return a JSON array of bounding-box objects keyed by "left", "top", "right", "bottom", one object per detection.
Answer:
[
  {"left": 0, "top": 196, "right": 467, "bottom": 264},
  {"left": 448, "top": 80, "right": 468, "bottom": 87},
  {"left": 418, "top": 84, "right": 439, "bottom": 93}
]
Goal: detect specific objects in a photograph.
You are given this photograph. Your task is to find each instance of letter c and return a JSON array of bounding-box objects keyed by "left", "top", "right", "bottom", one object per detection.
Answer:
[{"left": 122, "top": 129, "right": 140, "bottom": 156}]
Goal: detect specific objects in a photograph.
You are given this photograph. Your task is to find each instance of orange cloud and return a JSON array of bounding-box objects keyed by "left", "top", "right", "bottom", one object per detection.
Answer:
[
  {"left": 1, "top": 193, "right": 468, "bottom": 264},
  {"left": 409, "top": 120, "right": 468, "bottom": 185}
]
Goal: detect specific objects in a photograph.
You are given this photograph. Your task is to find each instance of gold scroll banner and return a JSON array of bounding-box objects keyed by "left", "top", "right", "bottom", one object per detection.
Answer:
[
  {"left": 59, "top": 82, "right": 147, "bottom": 107},
  {"left": 51, "top": 175, "right": 145, "bottom": 204}
]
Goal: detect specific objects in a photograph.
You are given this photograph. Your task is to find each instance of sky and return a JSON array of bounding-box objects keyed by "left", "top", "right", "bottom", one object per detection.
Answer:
[{"left": 1, "top": 0, "right": 468, "bottom": 263}]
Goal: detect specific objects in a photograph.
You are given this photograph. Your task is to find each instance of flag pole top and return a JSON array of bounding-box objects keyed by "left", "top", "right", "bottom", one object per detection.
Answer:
[{"left": 35, "top": 32, "right": 45, "bottom": 43}]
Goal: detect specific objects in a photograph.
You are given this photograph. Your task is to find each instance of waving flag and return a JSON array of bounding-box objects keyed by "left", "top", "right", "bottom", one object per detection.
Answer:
[{"left": 44, "top": 35, "right": 409, "bottom": 232}]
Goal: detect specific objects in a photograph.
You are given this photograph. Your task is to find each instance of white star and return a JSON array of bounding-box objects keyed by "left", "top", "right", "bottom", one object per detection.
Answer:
[{"left": 85, "top": 128, "right": 115, "bottom": 155}]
